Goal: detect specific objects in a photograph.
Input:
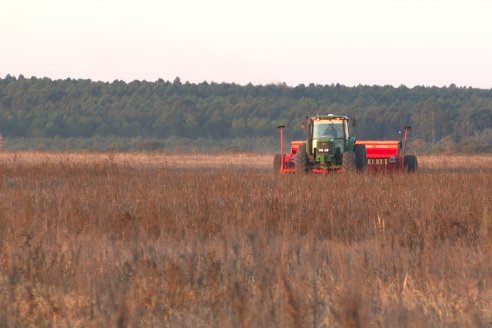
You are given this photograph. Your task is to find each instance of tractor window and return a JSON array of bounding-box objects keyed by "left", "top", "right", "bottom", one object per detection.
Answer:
[{"left": 313, "top": 122, "right": 344, "bottom": 139}]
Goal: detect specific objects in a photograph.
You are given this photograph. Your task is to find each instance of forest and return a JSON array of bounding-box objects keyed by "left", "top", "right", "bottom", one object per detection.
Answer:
[{"left": 0, "top": 75, "right": 491, "bottom": 152}]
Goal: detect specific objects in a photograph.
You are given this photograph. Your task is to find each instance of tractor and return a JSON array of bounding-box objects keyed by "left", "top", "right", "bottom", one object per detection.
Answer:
[{"left": 273, "top": 114, "right": 367, "bottom": 174}]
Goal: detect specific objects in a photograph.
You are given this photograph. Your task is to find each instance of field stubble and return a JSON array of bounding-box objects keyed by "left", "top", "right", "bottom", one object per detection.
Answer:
[{"left": 0, "top": 152, "right": 491, "bottom": 327}]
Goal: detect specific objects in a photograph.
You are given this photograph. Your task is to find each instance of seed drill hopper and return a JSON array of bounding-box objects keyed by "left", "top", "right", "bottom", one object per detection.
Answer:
[{"left": 355, "top": 125, "right": 418, "bottom": 172}]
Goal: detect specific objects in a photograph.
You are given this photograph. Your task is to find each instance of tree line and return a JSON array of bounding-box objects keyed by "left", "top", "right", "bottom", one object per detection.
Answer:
[{"left": 1, "top": 75, "right": 491, "bottom": 152}]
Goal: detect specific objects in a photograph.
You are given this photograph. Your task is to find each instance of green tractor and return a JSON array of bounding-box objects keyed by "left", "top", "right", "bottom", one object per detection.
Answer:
[{"left": 275, "top": 114, "right": 367, "bottom": 173}]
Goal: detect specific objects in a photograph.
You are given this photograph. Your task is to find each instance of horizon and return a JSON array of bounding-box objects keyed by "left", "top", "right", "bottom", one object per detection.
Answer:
[
  {"left": 2, "top": 0, "right": 492, "bottom": 89},
  {"left": 1, "top": 73, "right": 489, "bottom": 90}
]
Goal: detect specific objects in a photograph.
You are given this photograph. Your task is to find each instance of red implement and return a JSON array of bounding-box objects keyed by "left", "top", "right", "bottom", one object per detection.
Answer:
[
  {"left": 355, "top": 140, "right": 401, "bottom": 171},
  {"left": 355, "top": 126, "right": 415, "bottom": 172}
]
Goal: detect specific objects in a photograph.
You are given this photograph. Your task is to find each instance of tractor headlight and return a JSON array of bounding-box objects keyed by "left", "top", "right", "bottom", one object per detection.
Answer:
[{"left": 317, "top": 141, "right": 331, "bottom": 154}]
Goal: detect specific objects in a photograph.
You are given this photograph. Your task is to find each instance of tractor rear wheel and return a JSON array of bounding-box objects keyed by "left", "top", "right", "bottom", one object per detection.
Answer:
[
  {"left": 354, "top": 144, "right": 367, "bottom": 172},
  {"left": 295, "top": 144, "right": 308, "bottom": 174},
  {"left": 404, "top": 155, "right": 418, "bottom": 172},
  {"left": 342, "top": 151, "right": 354, "bottom": 171},
  {"left": 273, "top": 154, "right": 282, "bottom": 174}
]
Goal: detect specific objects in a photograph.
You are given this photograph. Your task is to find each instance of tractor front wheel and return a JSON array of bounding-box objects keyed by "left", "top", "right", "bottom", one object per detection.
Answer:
[
  {"left": 404, "top": 155, "right": 418, "bottom": 172},
  {"left": 273, "top": 154, "right": 282, "bottom": 174},
  {"left": 354, "top": 144, "right": 367, "bottom": 172},
  {"left": 295, "top": 144, "right": 308, "bottom": 174},
  {"left": 342, "top": 151, "right": 354, "bottom": 171}
]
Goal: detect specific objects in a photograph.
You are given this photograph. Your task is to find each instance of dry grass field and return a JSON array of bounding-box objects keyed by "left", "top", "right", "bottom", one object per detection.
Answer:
[{"left": 0, "top": 152, "right": 491, "bottom": 327}]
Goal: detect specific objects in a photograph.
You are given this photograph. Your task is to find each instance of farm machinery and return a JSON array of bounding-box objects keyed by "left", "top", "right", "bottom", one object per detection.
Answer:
[
  {"left": 273, "top": 114, "right": 367, "bottom": 173},
  {"left": 273, "top": 114, "right": 418, "bottom": 174},
  {"left": 356, "top": 125, "right": 418, "bottom": 172}
]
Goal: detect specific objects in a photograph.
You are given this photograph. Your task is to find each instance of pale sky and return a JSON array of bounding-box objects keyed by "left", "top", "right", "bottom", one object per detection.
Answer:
[{"left": 1, "top": 0, "right": 492, "bottom": 88}]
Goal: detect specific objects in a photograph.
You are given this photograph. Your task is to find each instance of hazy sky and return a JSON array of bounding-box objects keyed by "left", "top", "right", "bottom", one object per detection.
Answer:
[{"left": 2, "top": 0, "right": 492, "bottom": 88}]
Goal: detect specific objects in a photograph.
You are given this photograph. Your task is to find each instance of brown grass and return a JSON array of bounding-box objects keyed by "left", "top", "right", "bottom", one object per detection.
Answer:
[
  {"left": 0, "top": 151, "right": 272, "bottom": 170},
  {"left": 0, "top": 152, "right": 491, "bottom": 327},
  {"left": 2, "top": 151, "right": 492, "bottom": 171}
]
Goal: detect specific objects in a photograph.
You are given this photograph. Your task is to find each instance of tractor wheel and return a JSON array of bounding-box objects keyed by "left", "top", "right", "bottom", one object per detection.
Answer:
[
  {"left": 342, "top": 151, "right": 354, "bottom": 172},
  {"left": 295, "top": 144, "right": 308, "bottom": 174},
  {"left": 354, "top": 144, "right": 367, "bottom": 172},
  {"left": 273, "top": 154, "right": 282, "bottom": 174},
  {"left": 404, "top": 155, "right": 418, "bottom": 172}
]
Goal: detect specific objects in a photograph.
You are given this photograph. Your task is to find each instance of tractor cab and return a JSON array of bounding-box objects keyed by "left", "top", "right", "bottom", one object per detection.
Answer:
[
  {"left": 311, "top": 115, "right": 349, "bottom": 153},
  {"left": 304, "top": 114, "right": 354, "bottom": 169}
]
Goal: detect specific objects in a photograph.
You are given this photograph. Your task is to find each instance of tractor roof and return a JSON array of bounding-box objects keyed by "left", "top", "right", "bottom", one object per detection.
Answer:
[{"left": 311, "top": 114, "right": 349, "bottom": 121}]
